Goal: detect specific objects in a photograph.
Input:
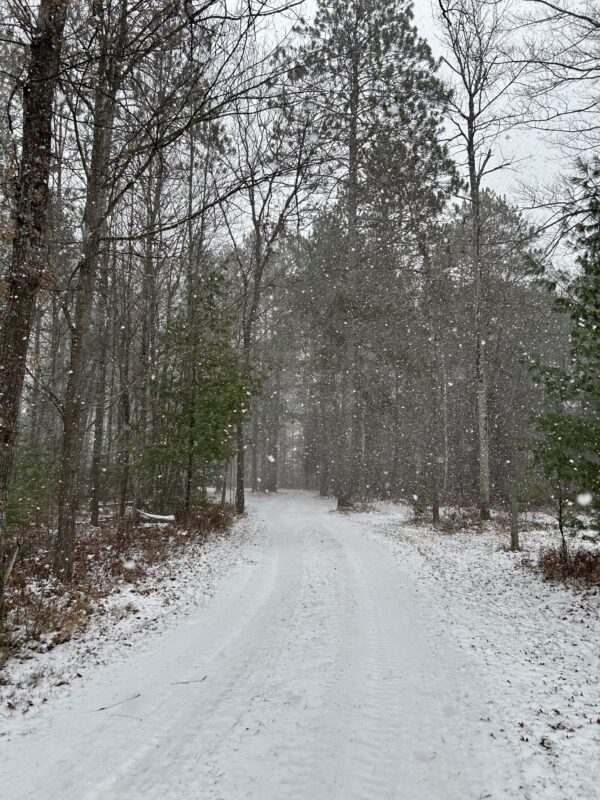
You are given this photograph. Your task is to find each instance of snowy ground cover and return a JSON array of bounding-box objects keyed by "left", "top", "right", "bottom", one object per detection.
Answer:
[
  {"left": 359, "top": 502, "right": 600, "bottom": 800},
  {"left": 0, "top": 514, "right": 260, "bottom": 718},
  {"left": 1, "top": 492, "right": 598, "bottom": 800}
]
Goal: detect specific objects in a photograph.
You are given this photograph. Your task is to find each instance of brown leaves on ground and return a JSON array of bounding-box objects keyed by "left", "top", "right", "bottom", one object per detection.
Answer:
[
  {"left": 538, "top": 545, "right": 600, "bottom": 586},
  {"left": 1, "top": 504, "right": 235, "bottom": 660}
]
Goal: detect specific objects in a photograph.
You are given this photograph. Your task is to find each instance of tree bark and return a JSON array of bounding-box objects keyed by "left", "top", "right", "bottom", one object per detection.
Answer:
[
  {"left": 235, "top": 421, "right": 245, "bottom": 514},
  {"left": 509, "top": 483, "right": 520, "bottom": 551},
  {"left": 184, "top": 379, "right": 195, "bottom": 517},
  {"left": 432, "top": 460, "right": 441, "bottom": 523},
  {"left": 220, "top": 462, "right": 228, "bottom": 507},
  {"left": 0, "top": 542, "right": 19, "bottom": 637},
  {"left": 117, "top": 267, "right": 132, "bottom": 520},
  {"left": 28, "top": 310, "right": 43, "bottom": 447},
  {"left": 89, "top": 258, "right": 110, "bottom": 526},
  {"left": 251, "top": 412, "right": 259, "bottom": 492},
  {"left": 337, "top": 40, "right": 360, "bottom": 511},
  {"left": 0, "top": 0, "right": 69, "bottom": 623},
  {"left": 467, "top": 105, "right": 491, "bottom": 521},
  {"left": 0, "top": 0, "right": 69, "bottom": 532},
  {"left": 264, "top": 374, "right": 280, "bottom": 493},
  {"left": 54, "top": 1, "right": 127, "bottom": 579}
]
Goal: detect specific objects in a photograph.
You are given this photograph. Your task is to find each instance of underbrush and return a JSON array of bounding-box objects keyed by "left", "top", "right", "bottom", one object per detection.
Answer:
[
  {"left": 435, "top": 506, "right": 482, "bottom": 534},
  {"left": 1, "top": 504, "right": 234, "bottom": 664},
  {"left": 335, "top": 500, "right": 374, "bottom": 514},
  {"left": 538, "top": 544, "right": 600, "bottom": 586}
]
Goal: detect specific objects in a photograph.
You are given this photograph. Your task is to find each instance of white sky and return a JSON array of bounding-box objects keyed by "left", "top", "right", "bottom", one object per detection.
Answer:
[
  {"left": 295, "top": 0, "right": 565, "bottom": 212},
  {"left": 411, "top": 0, "right": 562, "bottom": 205}
]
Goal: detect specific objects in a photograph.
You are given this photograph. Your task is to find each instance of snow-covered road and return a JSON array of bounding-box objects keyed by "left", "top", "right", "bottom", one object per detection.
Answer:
[{"left": 2, "top": 492, "right": 524, "bottom": 799}]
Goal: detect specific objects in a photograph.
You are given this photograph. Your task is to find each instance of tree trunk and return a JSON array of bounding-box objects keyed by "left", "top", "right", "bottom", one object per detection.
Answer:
[
  {"left": 467, "top": 107, "right": 491, "bottom": 521},
  {"left": 318, "top": 386, "right": 330, "bottom": 497},
  {"left": 336, "top": 363, "right": 354, "bottom": 509},
  {"left": 220, "top": 462, "right": 228, "bottom": 507},
  {"left": 118, "top": 390, "right": 131, "bottom": 520},
  {"left": 185, "top": 400, "right": 194, "bottom": 517},
  {"left": 0, "top": 542, "right": 19, "bottom": 637},
  {"left": 509, "top": 483, "right": 520, "bottom": 551},
  {"left": 117, "top": 299, "right": 132, "bottom": 519},
  {"left": 0, "top": 0, "right": 69, "bottom": 532},
  {"left": 251, "top": 413, "right": 259, "bottom": 492},
  {"left": 235, "top": 421, "right": 245, "bottom": 514},
  {"left": 432, "top": 459, "right": 441, "bottom": 523},
  {"left": 29, "top": 310, "right": 43, "bottom": 446},
  {"left": 55, "top": 246, "right": 98, "bottom": 576},
  {"left": 89, "top": 260, "right": 110, "bottom": 526},
  {"left": 265, "top": 390, "right": 280, "bottom": 494},
  {"left": 337, "top": 46, "right": 360, "bottom": 510},
  {"left": 54, "top": 2, "right": 127, "bottom": 579},
  {"left": 418, "top": 235, "right": 446, "bottom": 523},
  {"left": 0, "top": 0, "right": 69, "bottom": 624}
]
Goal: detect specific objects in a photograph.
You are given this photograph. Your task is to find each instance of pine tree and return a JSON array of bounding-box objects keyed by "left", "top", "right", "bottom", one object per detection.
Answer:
[
  {"left": 534, "top": 159, "right": 600, "bottom": 526},
  {"left": 295, "top": 0, "right": 453, "bottom": 507},
  {"left": 140, "top": 265, "right": 247, "bottom": 517}
]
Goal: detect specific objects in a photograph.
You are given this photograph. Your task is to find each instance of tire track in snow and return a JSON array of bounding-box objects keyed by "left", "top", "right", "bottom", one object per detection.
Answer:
[
  {"left": 96, "top": 522, "right": 303, "bottom": 800},
  {"left": 1, "top": 491, "right": 526, "bottom": 799}
]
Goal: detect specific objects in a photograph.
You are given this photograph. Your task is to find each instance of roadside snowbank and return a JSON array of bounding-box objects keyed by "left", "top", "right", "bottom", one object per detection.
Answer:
[{"left": 362, "top": 504, "right": 600, "bottom": 800}]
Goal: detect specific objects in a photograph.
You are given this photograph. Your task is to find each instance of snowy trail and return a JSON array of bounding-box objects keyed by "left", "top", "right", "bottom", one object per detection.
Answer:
[{"left": 1, "top": 492, "right": 521, "bottom": 799}]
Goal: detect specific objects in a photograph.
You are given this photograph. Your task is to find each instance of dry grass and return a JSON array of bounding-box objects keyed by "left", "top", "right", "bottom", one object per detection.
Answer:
[
  {"left": 1, "top": 504, "right": 234, "bottom": 659},
  {"left": 435, "top": 507, "right": 482, "bottom": 534},
  {"left": 538, "top": 544, "right": 600, "bottom": 586}
]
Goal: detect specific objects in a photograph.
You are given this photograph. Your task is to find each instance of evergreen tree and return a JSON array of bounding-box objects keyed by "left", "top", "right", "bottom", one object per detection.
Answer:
[
  {"left": 295, "top": 0, "right": 454, "bottom": 507},
  {"left": 534, "top": 159, "right": 600, "bottom": 525},
  {"left": 140, "top": 265, "right": 247, "bottom": 516}
]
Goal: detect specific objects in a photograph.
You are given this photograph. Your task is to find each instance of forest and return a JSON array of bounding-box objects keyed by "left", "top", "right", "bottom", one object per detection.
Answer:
[{"left": 0, "top": 0, "right": 598, "bottom": 621}]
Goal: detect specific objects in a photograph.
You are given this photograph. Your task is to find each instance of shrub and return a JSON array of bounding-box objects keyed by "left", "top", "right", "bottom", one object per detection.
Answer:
[
  {"left": 2, "top": 502, "right": 236, "bottom": 658},
  {"left": 538, "top": 545, "right": 600, "bottom": 585},
  {"left": 437, "top": 506, "right": 481, "bottom": 534}
]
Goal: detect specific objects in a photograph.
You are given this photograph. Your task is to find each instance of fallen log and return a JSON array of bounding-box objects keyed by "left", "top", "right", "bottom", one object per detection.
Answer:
[
  {"left": 0, "top": 541, "right": 19, "bottom": 633},
  {"left": 134, "top": 509, "right": 176, "bottom": 523}
]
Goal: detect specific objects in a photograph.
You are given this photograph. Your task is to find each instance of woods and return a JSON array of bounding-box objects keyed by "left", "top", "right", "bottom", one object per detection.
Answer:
[{"left": 0, "top": 0, "right": 598, "bottom": 627}]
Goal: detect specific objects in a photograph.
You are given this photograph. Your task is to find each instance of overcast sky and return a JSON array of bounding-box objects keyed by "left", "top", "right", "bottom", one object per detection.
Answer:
[
  {"left": 296, "top": 0, "right": 565, "bottom": 212},
  {"left": 411, "top": 0, "right": 562, "bottom": 205}
]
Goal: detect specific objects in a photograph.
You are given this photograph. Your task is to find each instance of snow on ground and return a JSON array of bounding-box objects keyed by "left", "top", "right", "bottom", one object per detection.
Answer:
[
  {"left": 1, "top": 491, "right": 598, "bottom": 800},
  {"left": 1, "top": 515, "right": 261, "bottom": 717},
  {"left": 358, "top": 502, "right": 600, "bottom": 800}
]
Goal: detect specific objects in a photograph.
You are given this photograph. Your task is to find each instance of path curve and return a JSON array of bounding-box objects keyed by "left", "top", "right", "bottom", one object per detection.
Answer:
[{"left": 0, "top": 491, "right": 520, "bottom": 799}]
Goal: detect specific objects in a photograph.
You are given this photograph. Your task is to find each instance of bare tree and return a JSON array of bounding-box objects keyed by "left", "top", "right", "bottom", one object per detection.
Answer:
[
  {"left": 222, "top": 92, "right": 319, "bottom": 514},
  {"left": 0, "top": 0, "right": 70, "bottom": 620},
  {"left": 520, "top": 1, "right": 600, "bottom": 152},
  {"left": 437, "top": 0, "right": 526, "bottom": 519},
  {"left": 53, "top": 0, "right": 303, "bottom": 576},
  {"left": 54, "top": 0, "right": 129, "bottom": 579}
]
